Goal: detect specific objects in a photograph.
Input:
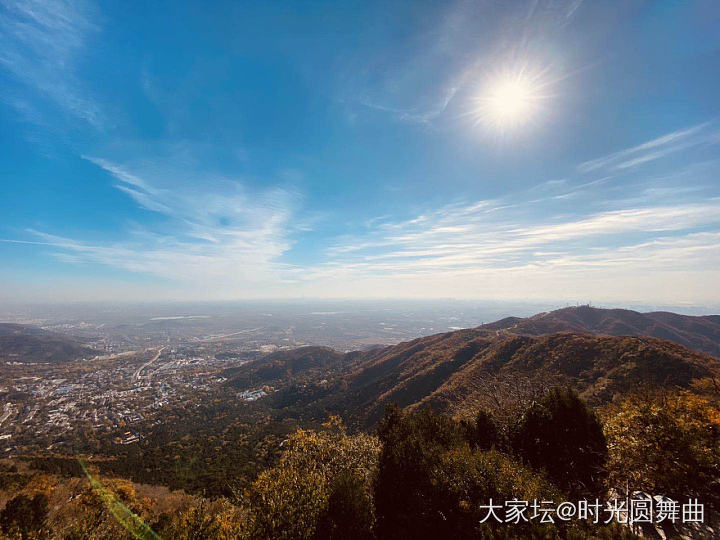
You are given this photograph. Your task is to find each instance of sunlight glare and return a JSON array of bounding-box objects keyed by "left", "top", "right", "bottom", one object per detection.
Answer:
[
  {"left": 473, "top": 66, "right": 550, "bottom": 132},
  {"left": 487, "top": 78, "right": 534, "bottom": 122}
]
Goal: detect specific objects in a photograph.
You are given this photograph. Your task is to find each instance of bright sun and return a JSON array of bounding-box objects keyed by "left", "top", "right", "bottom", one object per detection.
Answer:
[
  {"left": 487, "top": 78, "right": 535, "bottom": 123},
  {"left": 474, "top": 68, "right": 549, "bottom": 132}
]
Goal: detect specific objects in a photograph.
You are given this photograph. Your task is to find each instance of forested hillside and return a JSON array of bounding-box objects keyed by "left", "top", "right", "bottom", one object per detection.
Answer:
[
  {"left": 478, "top": 305, "right": 720, "bottom": 357},
  {"left": 3, "top": 386, "right": 719, "bottom": 538},
  {"left": 0, "top": 324, "right": 99, "bottom": 364},
  {"left": 264, "top": 329, "right": 720, "bottom": 427}
]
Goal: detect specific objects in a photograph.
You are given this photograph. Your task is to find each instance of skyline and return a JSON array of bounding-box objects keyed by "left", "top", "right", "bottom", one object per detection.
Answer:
[{"left": 2, "top": 1, "right": 720, "bottom": 306}]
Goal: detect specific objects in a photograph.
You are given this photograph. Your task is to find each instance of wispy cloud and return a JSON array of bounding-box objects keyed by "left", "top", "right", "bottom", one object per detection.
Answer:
[
  {"left": 342, "top": 0, "right": 585, "bottom": 127},
  {"left": 296, "top": 130, "right": 720, "bottom": 301},
  {"left": 577, "top": 122, "right": 718, "bottom": 173},
  {"left": 295, "top": 116, "right": 720, "bottom": 301},
  {"left": 290, "top": 197, "right": 720, "bottom": 302},
  {"left": 319, "top": 198, "right": 720, "bottom": 275},
  {"left": 358, "top": 83, "right": 460, "bottom": 126},
  {"left": 7, "top": 145, "right": 720, "bottom": 302},
  {"left": 23, "top": 158, "right": 302, "bottom": 292},
  {"left": 0, "top": 0, "right": 101, "bottom": 126}
]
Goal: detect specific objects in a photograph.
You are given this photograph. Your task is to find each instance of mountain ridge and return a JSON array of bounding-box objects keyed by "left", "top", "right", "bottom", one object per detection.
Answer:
[
  {"left": 229, "top": 306, "right": 720, "bottom": 427},
  {"left": 329, "top": 331, "right": 719, "bottom": 426},
  {"left": 477, "top": 305, "right": 720, "bottom": 357},
  {"left": 0, "top": 323, "right": 99, "bottom": 364}
]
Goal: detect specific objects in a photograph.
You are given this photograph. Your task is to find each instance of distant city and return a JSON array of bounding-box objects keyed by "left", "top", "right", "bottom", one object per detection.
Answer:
[{"left": 0, "top": 300, "right": 550, "bottom": 452}]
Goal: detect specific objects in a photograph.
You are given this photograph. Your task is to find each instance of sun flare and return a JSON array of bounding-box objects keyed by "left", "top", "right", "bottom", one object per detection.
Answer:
[
  {"left": 474, "top": 67, "right": 550, "bottom": 132},
  {"left": 486, "top": 78, "right": 535, "bottom": 122}
]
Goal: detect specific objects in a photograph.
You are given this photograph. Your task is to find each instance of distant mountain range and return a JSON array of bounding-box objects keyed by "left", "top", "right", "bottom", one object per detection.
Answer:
[
  {"left": 0, "top": 323, "right": 99, "bottom": 364},
  {"left": 479, "top": 305, "right": 720, "bottom": 357},
  {"left": 229, "top": 306, "right": 720, "bottom": 426}
]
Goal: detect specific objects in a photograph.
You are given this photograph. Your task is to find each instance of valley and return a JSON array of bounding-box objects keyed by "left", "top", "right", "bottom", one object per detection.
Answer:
[{"left": 1, "top": 305, "right": 719, "bottom": 496}]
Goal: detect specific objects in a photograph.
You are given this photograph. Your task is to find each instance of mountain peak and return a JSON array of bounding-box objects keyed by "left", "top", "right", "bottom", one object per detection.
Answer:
[{"left": 478, "top": 306, "right": 720, "bottom": 358}]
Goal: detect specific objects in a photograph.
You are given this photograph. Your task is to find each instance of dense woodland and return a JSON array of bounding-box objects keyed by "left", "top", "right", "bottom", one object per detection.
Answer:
[{"left": 2, "top": 384, "right": 720, "bottom": 539}]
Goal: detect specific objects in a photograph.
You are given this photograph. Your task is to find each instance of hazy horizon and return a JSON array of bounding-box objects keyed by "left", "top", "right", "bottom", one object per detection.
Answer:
[{"left": 2, "top": 298, "right": 719, "bottom": 323}]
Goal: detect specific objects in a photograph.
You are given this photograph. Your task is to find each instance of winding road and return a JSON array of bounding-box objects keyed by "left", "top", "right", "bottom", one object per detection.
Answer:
[{"left": 132, "top": 347, "right": 165, "bottom": 381}]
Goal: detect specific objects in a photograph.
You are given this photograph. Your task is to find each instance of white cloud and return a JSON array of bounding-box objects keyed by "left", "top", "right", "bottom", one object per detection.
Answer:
[
  {"left": 0, "top": 0, "right": 101, "bottom": 126},
  {"left": 11, "top": 138, "right": 720, "bottom": 303},
  {"left": 577, "top": 122, "right": 716, "bottom": 173},
  {"left": 297, "top": 193, "right": 720, "bottom": 302},
  {"left": 24, "top": 158, "right": 301, "bottom": 294},
  {"left": 295, "top": 128, "right": 720, "bottom": 302}
]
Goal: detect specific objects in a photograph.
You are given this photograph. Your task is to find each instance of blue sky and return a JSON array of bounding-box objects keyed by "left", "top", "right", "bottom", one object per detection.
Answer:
[{"left": 1, "top": 0, "right": 720, "bottom": 305}]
